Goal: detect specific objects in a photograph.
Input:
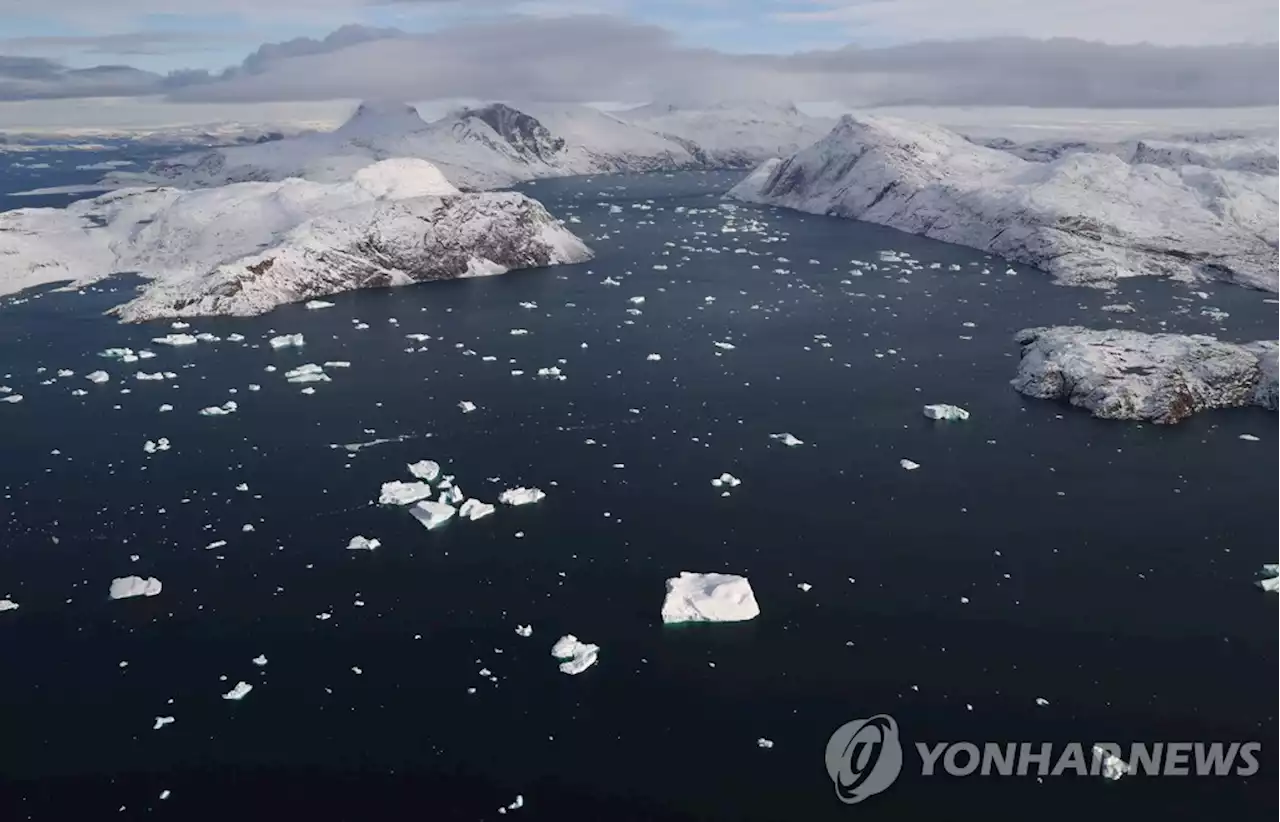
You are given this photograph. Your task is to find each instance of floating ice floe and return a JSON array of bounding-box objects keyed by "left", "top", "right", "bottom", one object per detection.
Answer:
[
  {"left": 459, "top": 499, "right": 496, "bottom": 521},
  {"left": 710, "top": 473, "right": 742, "bottom": 489},
  {"left": 459, "top": 400, "right": 477, "bottom": 413},
  {"left": 1101, "top": 303, "right": 1136, "bottom": 314},
  {"left": 0, "top": 599, "right": 18, "bottom": 612},
  {"left": 252, "top": 655, "right": 268, "bottom": 667},
  {"left": 378, "top": 480, "right": 432, "bottom": 506},
  {"left": 900, "top": 459, "right": 921, "bottom": 470},
  {"left": 1239, "top": 433, "right": 1261, "bottom": 441},
  {"left": 407, "top": 460, "right": 440, "bottom": 482},
  {"left": 135, "top": 371, "right": 175, "bottom": 381},
  {"left": 56, "top": 369, "right": 74, "bottom": 377},
  {"left": 269, "top": 333, "right": 305, "bottom": 349},
  {"left": 499, "top": 487, "right": 546, "bottom": 506},
  {"left": 922, "top": 404, "right": 970, "bottom": 421},
  {"left": 769, "top": 433, "right": 803, "bottom": 447},
  {"left": 1257, "top": 564, "right": 1279, "bottom": 593},
  {"left": 142, "top": 438, "right": 171, "bottom": 453},
  {"left": 86, "top": 370, "right": 109, "bottom": 384},
  {"left": 284, "top": 363, "right": 330, "bottom": 383},
  {"left": 323, "top": 361, "right": 351, "bottom": 369},
  {"left": 646, "top": 353, "right": 662, "bottom": 361},
  {"left": 628, "top": 296, "right": 646, "bottom": 305},
  {"left": 198, "top": 401, "right": 238, "bottom": 417},
  {"left": 551, "top": 635, "right": 599, "bottom": 675},
  {"left": 515, "top": 624, "right": 533, "bottom": 637},
  {"left": 152, "top": 334, "right": 198, "bottom": 347},
  {"left": 109, "top": 575, "right": 162, "bottom": 600},
  {"left": 158, "top": 404, "right": 173, "bottom": 413},
  {"left": 153, "top": 716, "right": 175, "bottom": 730},
  {"left": 1092, "top": 746, "right": 1130, "bottom": 780},
  {"left": 100, "top": 347, "right": 138, "bottom": 360},
  {"left": 757, "top": 738, "right": 774, "bottom": 749},
  {"left": 1, "top": 395, "right": 21, "bottom": 404},
  {"left": 1035, "top": 697, "right": 1050, "bottom": 707},
  {"left": 713, "top": 341, "right": 736, "bottom": 350},
  {"left": 409, "top": 500, "right": 456, "bottom": 530},
  {"left": 661, "top": 572, "right": 760, "bottom": 624},
  {"left": 347, "top": 535, "right": 381, "bottom": 551},
  {"left": 510, "top": 329, "right": 529, "bottom": 336},
  {"left": 536, "top": 366, "right": 565, "bottom": 379},
  {"left": 305, "top": 300, "right": 335, "bottom": 310},
  {"left": 797, "top": 582, "right": 813, "bottom": 592},
  {"left": 222, "top": 682, "right": 253, "bottom": 701}
]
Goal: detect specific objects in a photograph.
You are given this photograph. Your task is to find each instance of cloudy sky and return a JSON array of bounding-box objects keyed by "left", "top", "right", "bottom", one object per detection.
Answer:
[{"left": 0, "top": 0, "right": 1275, "bottom": 124}]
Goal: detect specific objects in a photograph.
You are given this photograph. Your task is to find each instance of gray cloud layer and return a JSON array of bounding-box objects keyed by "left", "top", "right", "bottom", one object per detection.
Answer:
[{"left": 1, "top": 17, "right": 1275, "bottom": 107}]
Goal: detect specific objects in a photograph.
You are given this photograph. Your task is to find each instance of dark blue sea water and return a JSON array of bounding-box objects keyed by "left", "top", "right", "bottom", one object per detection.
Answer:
[{"left": 0, "top": 167, "right": 1276, "bottom": 821}]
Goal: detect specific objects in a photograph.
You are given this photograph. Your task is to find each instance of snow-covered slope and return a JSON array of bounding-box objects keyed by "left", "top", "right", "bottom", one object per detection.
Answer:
[
  {"left": 728, "top": 115, "right": 1279, "bottom": 292},
  {"left": 0, "top": 158, "right": 592, "bottom": 318},
  {"left": 620, "top": 101, "right": 834, "bottom": 168},
  {"left": 104, "top": 101, "right": 704, "bottom": 192},
  {"left": 976, "top": 132, "right": 1279, "bottom": 176},
  {"left": 1012, "top": 326, "right": 1277, "bottom": 423}
]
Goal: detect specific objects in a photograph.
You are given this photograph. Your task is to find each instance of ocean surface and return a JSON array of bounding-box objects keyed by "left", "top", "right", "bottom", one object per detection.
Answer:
[{"left": 0, "top": 162, "right": 1276, "bottom": 821}]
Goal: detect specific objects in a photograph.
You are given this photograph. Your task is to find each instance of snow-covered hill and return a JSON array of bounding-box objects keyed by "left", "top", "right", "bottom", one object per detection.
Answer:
[
  {"left": 99, "top": 99, "right": 831, "bottom": 191},
  {"left": 618, "top": 100, "right": 834, "bottom": 168},
  {"left": 975, "top": 132, "right": 1279, "bottom": 175},
  {"left": 0, "top": 158, "right": 592, "bottom": 318},
  {"left": 728, "top": 115, "right": 1279, "bottom": 292}
]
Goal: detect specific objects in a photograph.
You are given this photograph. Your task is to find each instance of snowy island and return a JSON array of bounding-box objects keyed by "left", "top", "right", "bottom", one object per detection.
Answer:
[
  {"left": 1011, "top": 326, "right": 1277, "bottom": 423},
  {"left": 728, "top": 115, "right": 1279, "bottom": 292},
  {"left": 0, "top": 158, "right": 592, "bottom": 319}
]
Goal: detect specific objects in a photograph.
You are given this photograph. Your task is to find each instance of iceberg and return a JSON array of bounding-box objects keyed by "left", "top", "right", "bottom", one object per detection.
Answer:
[
  {"left": 284, "top": 363, "right": 330, "bottom": 383},
  {"left": 661, "top": 572, "right": 761, "bottom": 624},
  {"left": 378, "top": 480, "right": 432, "bottom": 506},
  {"left": 109, "top": 575, "right": 162, "bottom": 600},
  {"left": 551, "top": 634, "right": 599, "bottom": 675},
  {"left": 900, "top": 459, "right": 921, "bottom": 470},
  {"left": 85, "top": 370, "right": 109, "bottom": 384},
  {"left": 1258, "top": 563, "right": 1279, "bottom": 593},
  {"left": 515, "top": 624, "right": 534, "bottom": 637},
  {"left": 1, "top": 395, "right": 22, "bottom": 404},
  {"left": 409, "top": 500, "right": 457, "bottom": 530},
  {"left": 499, "top": 487, "right": 546, "bottom": 506},
  {"left": 922, "top": 404, "right": 970, "bottom": 421},
  {"left": 769, "top": 432, "right": 803, "bottom": 447},
  {"left": 1092, "top": 746, "right": 1130, "bottom": 781},
  {"left": 346, "top": 535, "right": 381, "bottom": 551},
  {"left": 407, "top": 460, "right": 441, "bottom": 482},
  {"left": 222, "top": 681, "right": 253, "bottom": 701},
  {"left": 710, "top": 473, "right": 742, "bottom": 488},
  {"left": 198, "top": 401, "right": 238, "bottom": 416},
  {"left": 152, "top": 334, "right": 198, "bottom": 347},
  {"left": 142, "top": 437, "right": 171, "bottom": 453},
  {"left": 305, "top": 300, "right": 335, "bottom": 310},
  {"left": 459, "top": 498, "right": 496, "bottom": 521},
  {"left": 0, "top": 598, "right": 18, "bottom": 612},
  {"left": 153, "top": 716, "right": 175, "bottom": 730},
  {"left": 458, "top": 400, "right": 477, "bottom": 413},
  {"left": 269, "top": 333, "right": 305, "bottom": 349}
]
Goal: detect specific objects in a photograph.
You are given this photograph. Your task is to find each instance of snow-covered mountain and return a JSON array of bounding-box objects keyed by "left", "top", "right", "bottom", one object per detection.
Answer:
[
  {"left": 100, "top": 99, "right": 832, "bottom": 191},
  {"left": 975, "top": 132, "right": 1279, "bottom": 175},
  {"left": 618, "top": 100, "right": 835, "bottom": 168},
  {"left": 1012, "top": 326, "right": 1277, "bottom": 423},
  {"left": 728, "top": 115, "right": 1279, "bottom": 292},
  {"left": 0, "top": 158, "right": 592, "bottom": 319},
  {"left": 103, "top": 101, "right": 707, "bottom": 192}
]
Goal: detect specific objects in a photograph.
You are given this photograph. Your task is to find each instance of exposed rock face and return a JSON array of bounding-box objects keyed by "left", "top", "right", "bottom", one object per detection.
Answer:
[
  {"left": 728, "top": 115, "right": 1279, "bottom": 293},
  {"left": 1011, "top": 326, "right": 1278, "bottom": 423},
  {"left": 453, "top": 103, "right": 566, "bottom": 163}
]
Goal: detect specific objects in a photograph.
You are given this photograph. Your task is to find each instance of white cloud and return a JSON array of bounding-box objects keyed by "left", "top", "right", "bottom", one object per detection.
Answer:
[{"left": 773, "top": 0, "right": 1279, "bottom": 46}]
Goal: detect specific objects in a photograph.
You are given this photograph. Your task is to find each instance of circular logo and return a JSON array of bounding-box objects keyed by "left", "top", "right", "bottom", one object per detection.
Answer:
[{"left": 824, "top": 714, "right": 903, "bottom": 804}]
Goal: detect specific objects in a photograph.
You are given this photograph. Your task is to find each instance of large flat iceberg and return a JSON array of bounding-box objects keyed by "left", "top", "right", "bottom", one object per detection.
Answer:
[{"left": 661, "top": 572, "right": 761, "bottom": 624}]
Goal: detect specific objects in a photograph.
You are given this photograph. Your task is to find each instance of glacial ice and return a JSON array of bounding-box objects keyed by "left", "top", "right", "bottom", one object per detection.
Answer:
[
  {"left": 769, "top": 433, "right": 803, "bottom": 447},
  {"left": 922, "top": 404, "right": 970, "bottom": 421},
  {"left": 459, "top": 499, "right": 496, "bottom": 521},
  {"left": 0, "top": 599, "right": 18, "bottom": 612},
  {"left": 407, "top": 460, "right": 441, "bottom": 482},
  {"left": 1258, "top": 564, "right": 1279, "bottom": 593},
  {"left": 347, "top": 535, "right": 382, "bottom": 551},
  {"left": 152, "top": 334, "right": 198, "bottom": 347},
  {"left": 409, "top": 500, "right": 457, "bottom": 530},
  {"left": 269, "top": 333, "right": 305, "bottom": 349},
  {"left": 378, "top": 481, "right": 432, "bottom": 506},
  {"left": 198, "top": 401, "right": 238, "bottom": 416},
  {"left": 284, "top": 363, "right": 330, "bottom": 383},
  {"left": 661, "top": 572, "right": 761, "bottom": 624},
  {"left": 305, "top": 300, "right": 335, "bottom": 310},
  {"left": 86, "top": 370, "right": 109, "bottom": 384},
  {"left": 551, "top": 635, "right": 599, "bottom": 675},
  {"left": 109, "top": 576, "right": 162, "bottom": 599},
  {"left": 499, "top": 487, "right": 546, "bottom": 506},
  {"left": 222, "top": 682, "right": 253, "bottom": 701},
  {"left": 458, "top": 400, "right": 477, "bottom": 413}
]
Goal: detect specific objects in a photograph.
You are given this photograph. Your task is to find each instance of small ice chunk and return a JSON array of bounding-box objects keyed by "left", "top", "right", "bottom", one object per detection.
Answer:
[
  {"left": 323, "top": 361, "right": 351, "bottom": 369},
  {"left": 499, "top": 487, "right": 545, "bottom": 506},
  {"left": 510, "top": 329, "right": 529, "bottom": 336},
  {"left": 646, "top": 353, "right": 662, "bottom": 361},
  {"left": 409, "top": 500, "right": 457, "bottom": 530},
  {"left": 515, "top": 624, "right": 533, "bottom": 637},
  {"left": 158, "top": 404, "right": 173, "bottom": 413},
  {"left": 628, "top": 296, "right": 646, "bottom": 305},
  {"left": 252, "top": 655, "right": 268, "bottom": 667},
  {"left": 347, "top": 535, "right": 382, "bottom": 551},
  {"left": 0, "top": 598, "right": 18, "bottom": 612},
  {"left": 1, "top": 395, "right": 22, "bottom": 404},
  {"left": 1101, "top": 303, "right": 1135, "bottom": 314},
  {"left": 269, "top": 333, "right": 305, "bottom": 349},
  {"left": 1239, "top": 433, "right": 1261, "bottom": 442},
  {"left": 459, "top": 401, "right": 477, "bottom": 413},
  {"left": 536, "top": 366, "right": 563, "bottom": 378},
  {"left": 756, "top": 738, "right": 774, "bottom": 749},
  {"left": 198, "top": 401, "right": 238, "bottom": 417},
  {"left": 710, "top": 473, "right": 742, "bottom": 488},
  {"left": 284, "top": 363, "right": 329, "bottom": 383},
  {"left": 900, "top": 459, "right": 921, "bottom": 471},
  {"left": 1035, "top": 697, "right": 1050, "bottom": 707},
  {"left": 713, "top": 341, "right": 736, "bottom": 350},
  {"left": 152, "top": 334, "right": 198, "bottom": 347},
  {"left": 109, "top": 576, "right": 162, "bottom": 600},
  {"left": 378, "top": 481, "right": 432, "bottom": 506},
  {"left": 769, "top": 433, "right": 803, "bottom": 447},
  {"left": 922, "top": 404, "right": 970, "bottom": 421},
  {"left": 551, "top": 634, "right": 599, "bottom": 675},
  {"left": 142, "top": 438, "right": 171, "bottom": 453},
  {"left": 86, "top": 370, "right": 109, "bottom": 384},
  {"left": 661, "top": 572, "right": 760, "bottom": 624},
  {"left": 305, "top": 300, "right": 335, "bottom": 310},
  {"left": 459, "top": 499, "right": 496, "bottom": 521},
  {"left": 222, "top": 682, "right": 253, "bottom": 701},
  {"left": 407, "top": 460, "right": 441, "bottom": 482},
  {"left": 1092, "top": 745, "right": 1130, "bottom": 781},
  {"left": 153, "top": 716, "right": 175, "bottom": 730},
  {"left": 1257, "top": 563, "right": 1279, "bottom": 593}
]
